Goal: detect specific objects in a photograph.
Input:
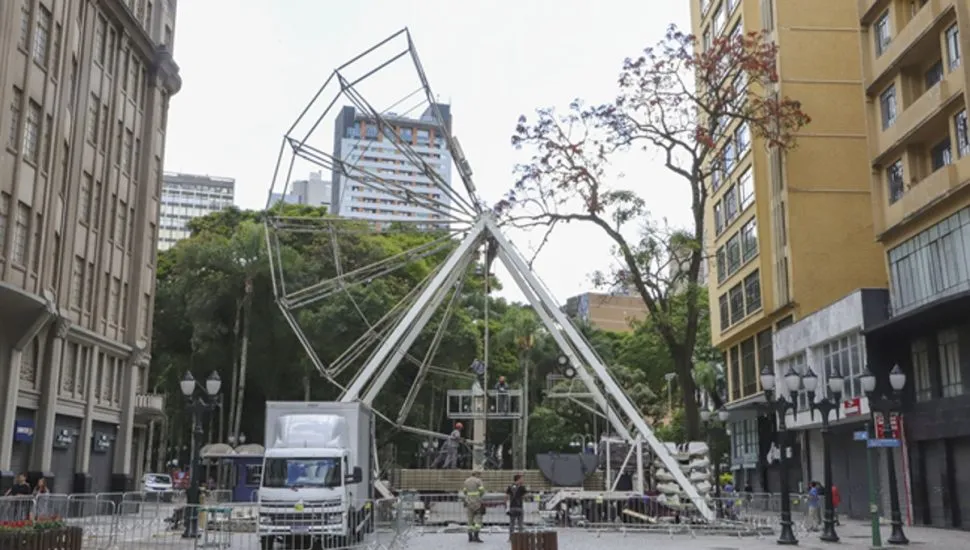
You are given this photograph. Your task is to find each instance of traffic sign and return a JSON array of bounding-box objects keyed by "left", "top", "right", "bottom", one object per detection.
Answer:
[
  {"left": 867, "top": 438, "right": 901, "bottom": 448},
  {"left": 853, "top": 431, "right": 869, "bottom": 441}
]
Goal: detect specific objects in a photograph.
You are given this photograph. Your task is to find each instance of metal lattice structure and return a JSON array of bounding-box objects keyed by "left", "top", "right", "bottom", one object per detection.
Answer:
[{"left": 262, "top": 28, "right": 713, "bottom": 521}]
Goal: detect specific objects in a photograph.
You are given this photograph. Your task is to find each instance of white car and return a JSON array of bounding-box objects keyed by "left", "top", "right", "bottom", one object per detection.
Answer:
[{"left": 141, "top": 473, "right": 175, "bottom": 501}]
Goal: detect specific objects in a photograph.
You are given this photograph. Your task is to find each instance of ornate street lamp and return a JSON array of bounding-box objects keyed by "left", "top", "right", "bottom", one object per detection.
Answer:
[
  {"left": 700, "top": 408, "right": 730, "bottom": 517},
  {"left": 760, "top": 365, "right": 800, "bottom": 546},
  {"left": 802, "top": 366, "right": 844, "bottom": 542},
  {"left": 861, "top": 365, "right": 908, "bottom": 545},
  {"left": 179, "top": 371, "right": 222, "bottom": 539}
]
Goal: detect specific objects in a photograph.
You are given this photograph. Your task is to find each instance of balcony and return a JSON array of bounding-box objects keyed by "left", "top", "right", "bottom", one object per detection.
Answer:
[
  {"left": 880, "top": 156, "right": 970, "bottom": 236},
  {"left": 864, "top": 0, "right": 953, "bottom": 92},
  {"left": 871, "top": 63, "right": 965, "bottom": 163},
  {"left": 134, "top": 393, "right": 166, "bottom": 418},
  {"left": 858, "top": 0, "right": 890, "bottom": 25}
]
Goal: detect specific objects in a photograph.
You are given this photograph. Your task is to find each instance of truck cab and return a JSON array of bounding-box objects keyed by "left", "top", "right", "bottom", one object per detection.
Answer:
[{"left": 257, "top": 403, "right": 372, "bottom": 550}]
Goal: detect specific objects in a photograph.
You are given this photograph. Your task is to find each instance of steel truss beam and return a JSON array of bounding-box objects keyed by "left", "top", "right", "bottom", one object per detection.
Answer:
[{"left": 338, "top": 214, "right": 714, "bottom": 520}]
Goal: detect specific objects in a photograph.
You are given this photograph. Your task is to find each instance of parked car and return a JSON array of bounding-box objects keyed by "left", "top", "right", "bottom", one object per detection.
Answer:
[{"left": 141, "top": 473, "right": 175, "bottom": 502}]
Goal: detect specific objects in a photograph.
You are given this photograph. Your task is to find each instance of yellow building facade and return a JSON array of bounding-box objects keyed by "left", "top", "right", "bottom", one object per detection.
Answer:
[{"left": 693, "top": 0, "right": 889, "bottom": 405}]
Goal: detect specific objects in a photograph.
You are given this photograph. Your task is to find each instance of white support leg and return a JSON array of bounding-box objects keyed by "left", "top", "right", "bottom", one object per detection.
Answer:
[
  {"left": 360, "top": 247, "right": 477, "bottom": 405},
  {"left": 494, "top": 247, "right": 630, "bottom": 440},
  {"left": 340, "top": 220, "right": 486, "bottom": 402},
  {"left": 485, "top": 217, "right": 713, "bottom": 520}
]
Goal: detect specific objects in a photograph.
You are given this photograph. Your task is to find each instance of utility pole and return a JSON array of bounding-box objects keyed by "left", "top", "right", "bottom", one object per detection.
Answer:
[{"left": 865, "top": 421, "right": 883, "bottom": 548}]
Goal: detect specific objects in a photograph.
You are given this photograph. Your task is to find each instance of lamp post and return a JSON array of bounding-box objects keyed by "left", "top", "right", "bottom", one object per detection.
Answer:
[
  {"left": 801, "top": 367, "right": 844, "bottom": 542},
  {"left": 861, "top": 365, "right": 909, "bottom": 545},
  {"left": 228, "top": 433, "right": 247, "bottom": 446},
  {"left": 700, "top": 408, "right": 730, "bottom": 517},
  {"left": 760, "top": 365, "right": 801, "bottom": 546},
  {"left": 179, "top": 371, "right": 222, "bottom": 539}
]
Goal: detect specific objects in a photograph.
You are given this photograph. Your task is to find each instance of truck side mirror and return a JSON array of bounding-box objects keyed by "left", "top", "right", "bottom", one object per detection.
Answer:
[{"left": 345, "top": 466, "right": 363, "bottom": 484}]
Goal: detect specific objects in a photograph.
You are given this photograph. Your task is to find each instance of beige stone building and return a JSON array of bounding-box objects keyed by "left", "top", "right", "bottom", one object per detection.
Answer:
[
  {"left": 0, "top": 0, "right": 179, "bottom": 494},
  {"left": 564, "top": 292, "right": 648, "bottom": 332}
]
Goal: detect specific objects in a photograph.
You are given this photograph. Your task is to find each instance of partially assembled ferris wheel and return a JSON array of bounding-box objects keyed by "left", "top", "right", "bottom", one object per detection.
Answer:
[{"left": 262, "top": 28, "right": 713, "bottom": 520}]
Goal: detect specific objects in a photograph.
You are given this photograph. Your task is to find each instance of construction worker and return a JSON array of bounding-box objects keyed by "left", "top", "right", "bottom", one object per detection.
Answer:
[
  {"left": 433, "top": 422, "right": 463, "bottom": 469},
  {"left": 495, "top": 376, "right": 509, "bottom": 413},
  {"left": 463, "top": 468, "right": 485, "bottom": 543}
]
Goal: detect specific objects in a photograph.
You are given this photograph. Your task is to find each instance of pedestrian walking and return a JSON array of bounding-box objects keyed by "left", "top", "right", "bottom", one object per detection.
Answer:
[
  {"left": 463, "top": 469, "right": 485, "bottom": 543},
  {"left": 806, "top": 481, "right": 821, "bottom": 531},
  {"left": 505, "top": 473, "right": 528, "bottom": 537}
]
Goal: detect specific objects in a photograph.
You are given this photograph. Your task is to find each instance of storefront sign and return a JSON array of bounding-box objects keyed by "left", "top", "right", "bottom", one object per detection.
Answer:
[
  {"left": 93, "top": 433, "right": 112, "bottom": 453},
  {"left": 874, "top": 412, "right": 901, "bottom": 439},
  {"left": 843, "top": 397, "right": 861, "bottom": 416},
  {"left": 53, "top": 429, "right": 75, "bottom": 449},
  {"left": 14, "top": 420, "right": 34, "bottom": 442}
]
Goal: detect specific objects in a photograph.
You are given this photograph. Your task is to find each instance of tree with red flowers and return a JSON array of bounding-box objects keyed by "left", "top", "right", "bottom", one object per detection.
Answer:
[{"left": 498, "top": 25, "right": 811, "bottom": 438}]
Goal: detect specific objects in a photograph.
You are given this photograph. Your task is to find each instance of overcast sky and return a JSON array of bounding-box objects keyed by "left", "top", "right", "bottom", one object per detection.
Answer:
[{"left": 164, "top": 0, "right": 693, "bottom": 304}]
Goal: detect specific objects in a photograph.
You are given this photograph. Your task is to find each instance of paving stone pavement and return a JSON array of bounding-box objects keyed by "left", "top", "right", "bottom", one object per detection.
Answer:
[{"left": 400, "top": 521, "right": 970, "bottom": 550}]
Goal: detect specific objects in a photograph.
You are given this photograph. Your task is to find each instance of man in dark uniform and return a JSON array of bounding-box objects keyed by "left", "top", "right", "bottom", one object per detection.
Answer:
[{"left": 505, "top": 473, "right": 528, "bottom": 537}]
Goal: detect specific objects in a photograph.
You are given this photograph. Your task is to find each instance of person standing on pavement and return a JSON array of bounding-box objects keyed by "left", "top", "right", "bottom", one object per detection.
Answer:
[
  {"left": 806, "top": 481, "right": 821, "bottom": 531},
  {"left": 506, "top": 473, "right": 528, "bottom": 537},
  {"left": 830, "top": 483, "right": 841, "bottom": 526},
  {"left": 463, "top": 469, "right": 486, "bottom": 543}
]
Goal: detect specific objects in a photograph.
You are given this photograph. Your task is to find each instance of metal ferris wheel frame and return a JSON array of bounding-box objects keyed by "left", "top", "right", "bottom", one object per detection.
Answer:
[{"left": 261, "top": 28, "right": 713, "bottom": 520}]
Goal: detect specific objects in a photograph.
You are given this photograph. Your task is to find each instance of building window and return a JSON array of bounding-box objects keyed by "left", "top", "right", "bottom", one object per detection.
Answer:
[
  {"left": 85, "top": 262, "right": 94, "bottom": 311},
  {"left": 19, "top": 2, "right": 31, "bottom": 51},
  {"left": 13, "top": 203, "right": 29, "bottom": 265},
  {"left": 71, "top": 257, "right": 84, "bottom": 308},
  {"left": 744, "top": 270, "right": 761, "bottom": 313},
  {"left": 719, "top": 293, "right": 730, "bottom": 331},
  {"left": 42, "top": 114, "right": 52, "bottom": 170},
  {"left": 888, "top": 205, "right": 970, "bottom": 314},
  {"left": 9, "top": 87, "right": 23, "bottom": 150},
  {"left": 946, "top": 24, "right": 961, "bottom": 71},
  {"left": 738, "top": 168, "right": 753, "bottom": 210},
  {"left": 925, "top": 60, "right": 944, "bottom": 90},
  {"left": 880, "top": 85, "right": 897, "bottom": 129},
  {"left": 938, "top": 329, "right": 963, "bottom": 398},
  {"left": 757, "top": 328, "right": 772, "bottom": 378},
  {"left": 94, "top": 16, "right": 107, "bottom": 66},
  {"left": 820, "top": 333, "right": 864, "bottom": 398},
  {"left": 740, "top": 218, "right": 757, "bottom": 261},
  {"left": 716, "top": 247, "right": 727, "bottom": 283},
  {"left": 364, "top": 125, "right": 377, "bottom": 140},
  {"left": 711, "top": 160, "right": 722, "bottom": 191},
  {"left": 0, "top": 193, "right": 8, "bottom": 256},
  {"left": 726, "top": 232, "right": 741, "bottom": 274},
  {"left": 741, "top": 337, "right": 757, "bottom": 396},
  {"left": 886, "top": 159, "right": 904, "bottom": 204},
  {"left": 79, "top": 173, "right": 92, "bottom": 224},
  {"left": 123, "top": 130, "right": 133, "bottom": 173},
  {"left": 874, "top": 11, "right": 891, "bottom": 56},
  {"left": 911, "top": 338, "right": 932, "bottom": 402},
  {"left": 729, "top": 345, "right": 741, "bottom": 400},
  {"left": 713, "top": 2, "right": 726, "bottom": 34},
  {"left": 33, "top": 4, "right": 52, "bottom": 68},
  {"left": 723, "top": 185, "right": 738, "bottom": 221},
  {"left": 729, "top": 283, "right": 744, "bottom": 324},
  {"left": 22, "top": 100, "right": 40, "bottom": 164},
  {"left": 931, "top": 138, "right": 952, "bottom": 171},
  {"left": 723, "top": 139, "right": 736, "bottom": 175},
  {"left": 955, "top": 111, "right": 969, "bottom": 158},
  {"left": 735, "top": 122, "right": 750, "bottom": 154}
]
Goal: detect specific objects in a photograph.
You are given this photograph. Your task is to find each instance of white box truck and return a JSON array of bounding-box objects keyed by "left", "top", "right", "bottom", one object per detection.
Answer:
[{"left": 257, "top": 401, "right": 374, "bottom": 550}]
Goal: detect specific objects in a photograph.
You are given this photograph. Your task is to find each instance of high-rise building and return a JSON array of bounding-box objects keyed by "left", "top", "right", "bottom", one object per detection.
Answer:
[
  {"left": 856, "top": 0, "right": 970, "bottom": 528},
  {"left": 270, "top": 170, "right": 331, "bottom": 210},
  {"left": 692, "top": 0, "right": 888, "bottom": 493},
  {"left": 331, "top": 104, "right": 453, "bottom": 228},
  {"left": 0, "top": 0, "right": 180, "bottom": 494},
  {"left": 159, "top": 172, "right": 235, "bottom": 250}
]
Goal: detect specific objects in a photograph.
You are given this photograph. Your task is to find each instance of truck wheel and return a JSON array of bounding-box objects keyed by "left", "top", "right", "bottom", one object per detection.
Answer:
[{"left": 259, "top": 536, "right": 274, "bottom": 550}]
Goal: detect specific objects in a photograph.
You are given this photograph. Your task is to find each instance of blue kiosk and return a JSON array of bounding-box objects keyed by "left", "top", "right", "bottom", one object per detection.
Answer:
[{"left": 200, "top": 443, "right": 264, "bottom": 502}]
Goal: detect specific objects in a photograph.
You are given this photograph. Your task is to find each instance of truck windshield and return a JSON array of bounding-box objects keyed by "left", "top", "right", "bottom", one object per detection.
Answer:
[{"left": 262, "top": 458, "right": 342, "bottom": 488}]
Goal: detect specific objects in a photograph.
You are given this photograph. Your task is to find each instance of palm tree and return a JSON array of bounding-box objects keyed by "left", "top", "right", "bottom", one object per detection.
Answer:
[{"left": 496, "top": 307, "right": 541, "bottom": 469}]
